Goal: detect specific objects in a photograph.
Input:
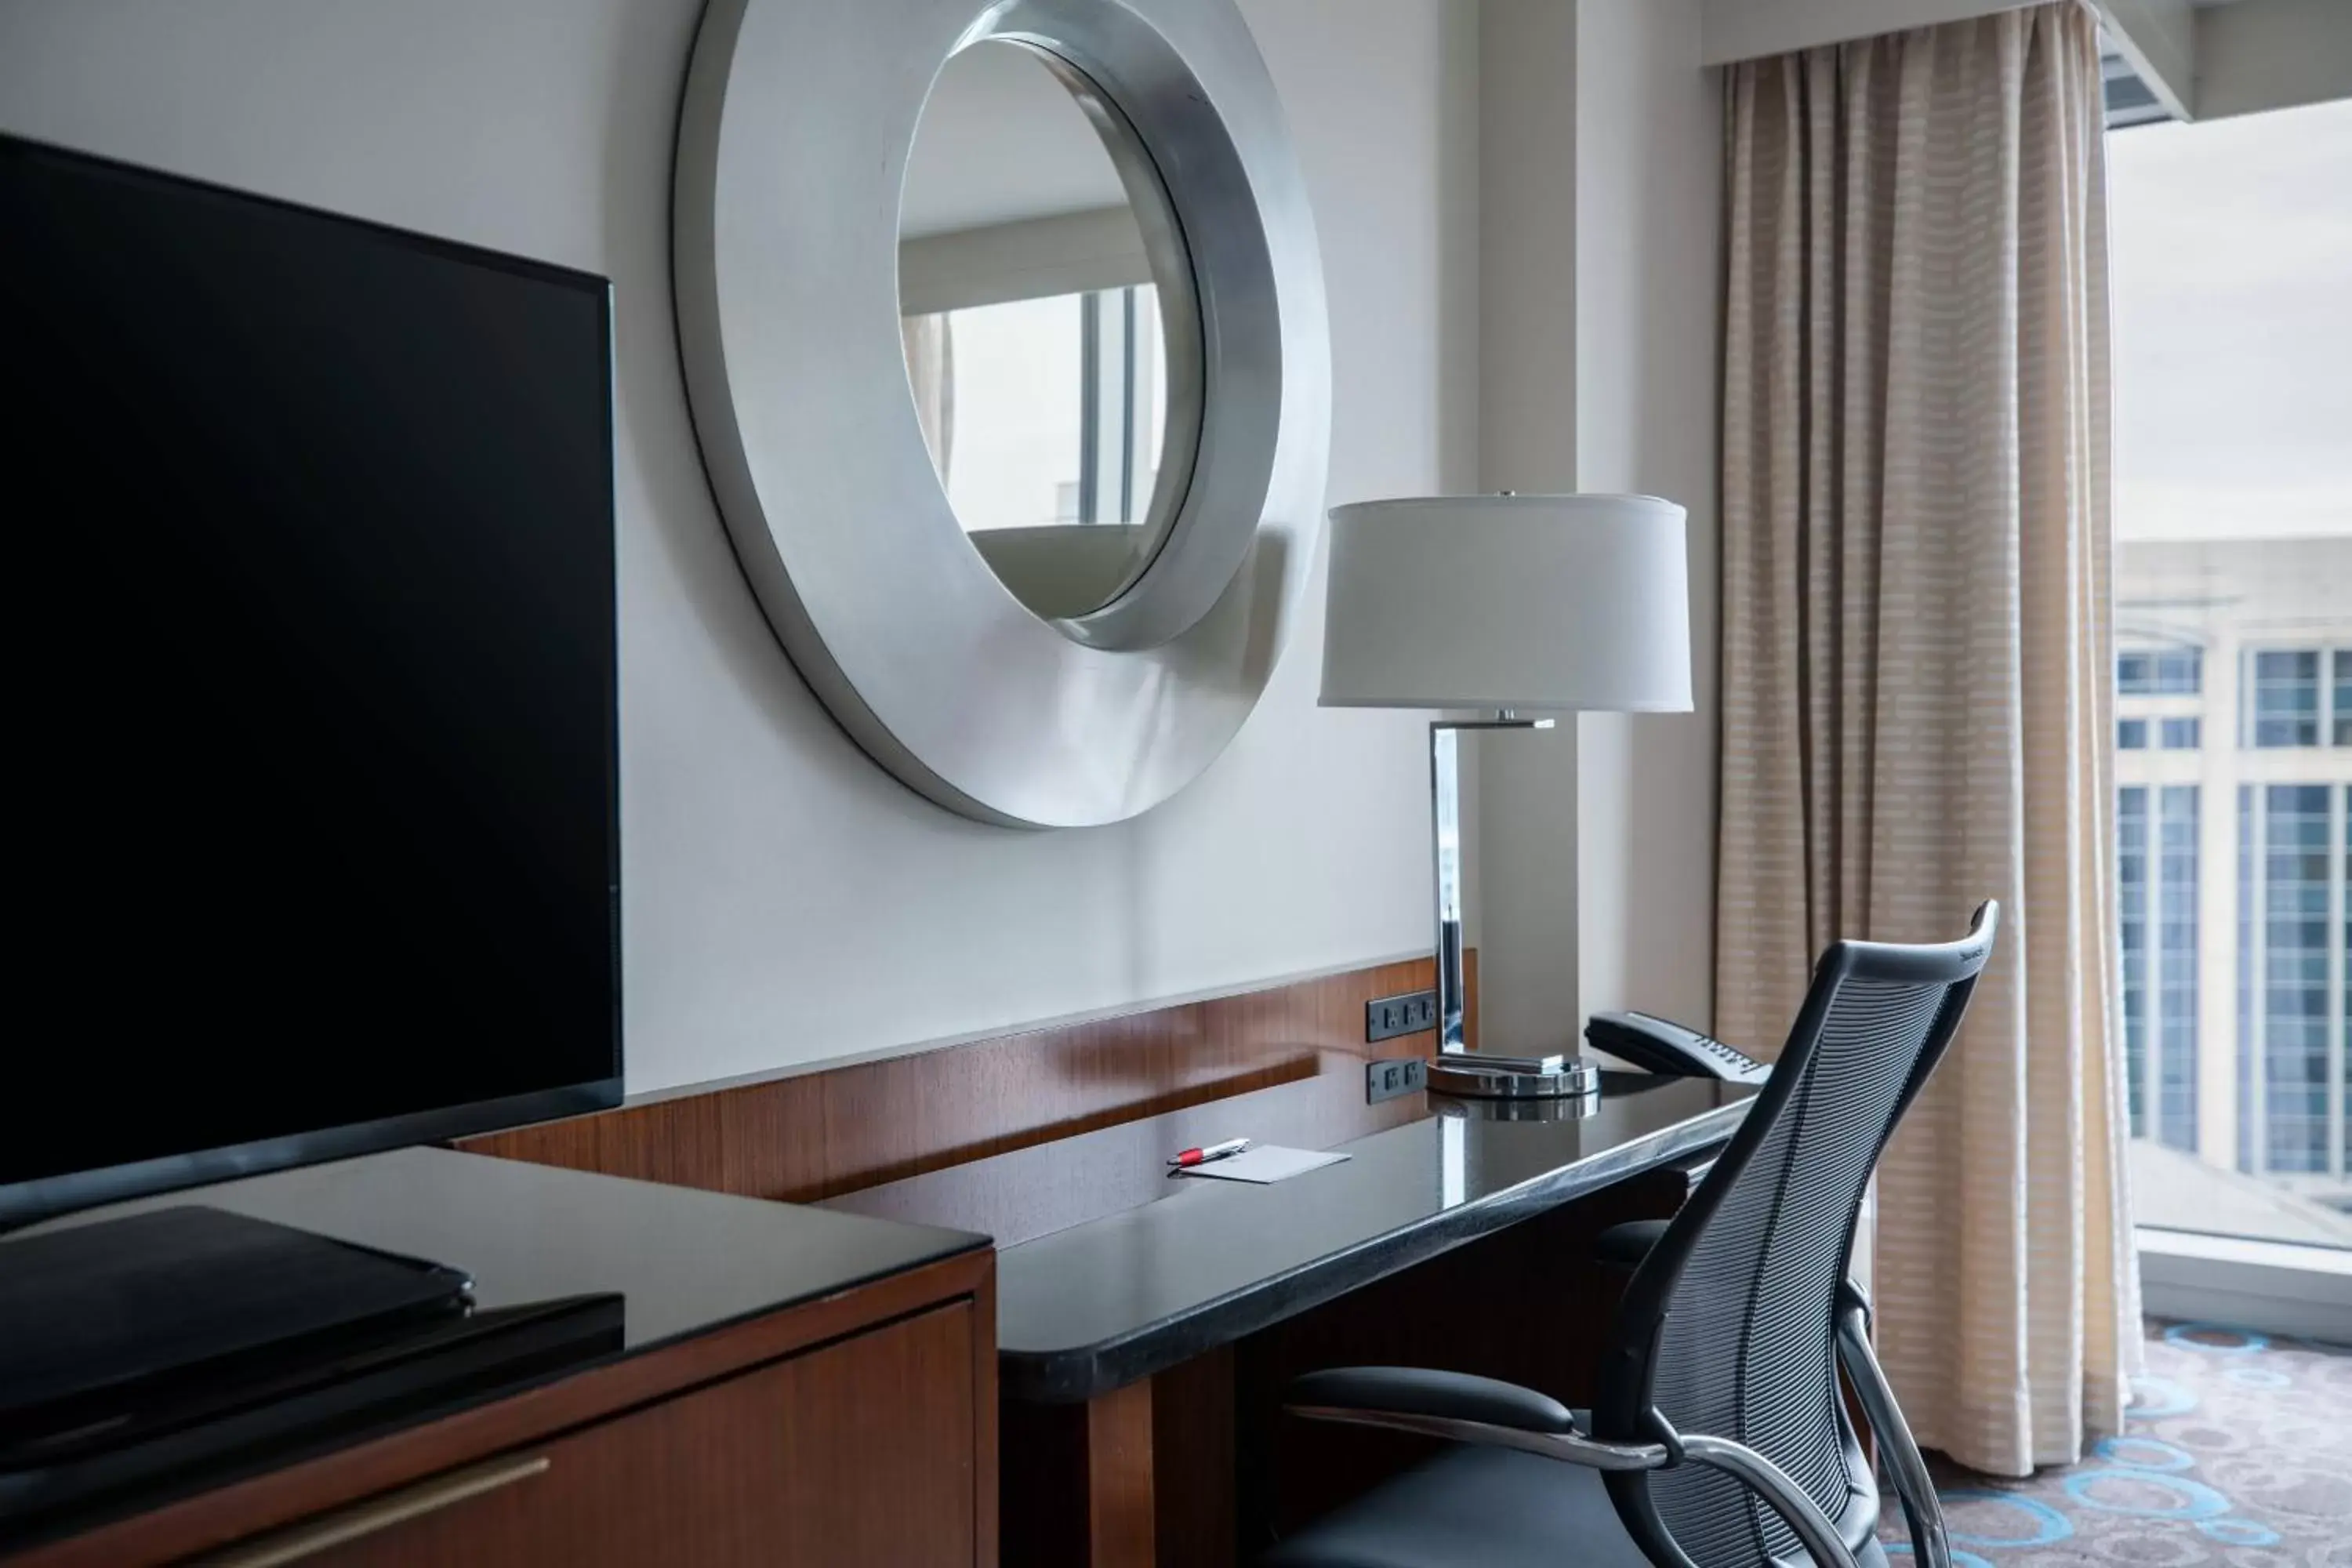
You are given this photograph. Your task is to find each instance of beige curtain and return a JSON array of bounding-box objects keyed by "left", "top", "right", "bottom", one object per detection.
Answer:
[{"left": 1715, "top": 1, "right": 2140, "bottom": 1478}]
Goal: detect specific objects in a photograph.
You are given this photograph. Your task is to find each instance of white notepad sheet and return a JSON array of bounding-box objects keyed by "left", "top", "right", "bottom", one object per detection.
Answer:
[{"left": 1179, "top": 1145, "right": 1351, "bottom": 1184}]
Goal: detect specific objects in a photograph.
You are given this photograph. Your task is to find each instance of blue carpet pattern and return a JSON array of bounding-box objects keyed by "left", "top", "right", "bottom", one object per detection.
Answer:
[{"left": 1881, "top": 1319, "right": 2350, "bottom": 1566}]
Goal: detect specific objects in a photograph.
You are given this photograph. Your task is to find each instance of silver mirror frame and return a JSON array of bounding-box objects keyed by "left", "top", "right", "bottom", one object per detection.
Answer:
[{"left": 675, "top": 0, "right": 1330, "bottom": 829}]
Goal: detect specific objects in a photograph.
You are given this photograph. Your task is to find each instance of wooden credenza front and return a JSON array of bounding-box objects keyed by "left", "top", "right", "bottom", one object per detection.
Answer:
[{"left": 214, "top": 1300, "right": 982, "bottom": 1567}]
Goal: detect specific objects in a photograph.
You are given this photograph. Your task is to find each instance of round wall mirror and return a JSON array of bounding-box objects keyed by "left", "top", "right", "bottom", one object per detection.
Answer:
[
  {"left": 897, "top": 40, "right": 1201, "bottom": 622},
  {"left": 675, "top": 0, "right": 1329, "bottom": 828}
]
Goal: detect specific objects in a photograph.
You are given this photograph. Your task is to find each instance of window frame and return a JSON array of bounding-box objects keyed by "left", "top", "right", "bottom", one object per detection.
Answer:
[
  {"left": 2336, "top": 650, "right": 2352, "bottom": 748},
  {"left": 2235, "top": 781, "right": 2350, "bottom": 1185},
  {"left": 2119, "top": 644, "right": 2204, "bottom": 698},
  {"left": 2241, "top": 644, "right": 2351, "bottom": 751}
]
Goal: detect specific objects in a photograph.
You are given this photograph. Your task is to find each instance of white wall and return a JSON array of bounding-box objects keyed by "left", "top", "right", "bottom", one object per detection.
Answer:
[
  {"left": 0, "top": 0, "right": 1480, "bottom": 1094},
  {"left": 1475, "top": 0, "right": 1585, "bottom": 1054},
  {"left": 1475, "top": 0, "right": 1722, "bottom": 1042},
  {"left": 1572, "top": 0, "right": 1722, "bottom": 1028}
]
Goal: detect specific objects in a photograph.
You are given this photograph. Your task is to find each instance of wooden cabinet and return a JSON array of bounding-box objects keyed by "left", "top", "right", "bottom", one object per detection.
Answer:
[
  {"left": 244, "top": 1303, "right": 978, "bottom": 1568},
  {"left": 5, "top": 1152, "right": 996, "bottom": 1568}
]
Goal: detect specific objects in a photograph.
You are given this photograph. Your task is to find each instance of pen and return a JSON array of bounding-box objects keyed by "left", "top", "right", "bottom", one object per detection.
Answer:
[{"left": 1167, "top": 1137, "right": 1252, "bottom": 1167}]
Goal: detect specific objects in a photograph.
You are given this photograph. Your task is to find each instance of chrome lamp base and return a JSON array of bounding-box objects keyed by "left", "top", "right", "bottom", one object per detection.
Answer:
[
  {"left": 1426, "top": 1053, "right": 1600, "bottom": 1100},
  {"left": 1422, "top": 715, "right": 1602, "bottom": 1102}
]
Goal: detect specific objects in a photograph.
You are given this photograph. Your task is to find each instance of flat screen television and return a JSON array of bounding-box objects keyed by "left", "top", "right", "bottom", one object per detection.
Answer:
[{"left": 0, "top": 135, "right": 622, "bottom": 1229}]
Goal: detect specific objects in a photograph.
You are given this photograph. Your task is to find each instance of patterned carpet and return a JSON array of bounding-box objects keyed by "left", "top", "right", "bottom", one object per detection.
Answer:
[{"left": 1881, "top": 1319, "right": 2352, "bottom": 1566}]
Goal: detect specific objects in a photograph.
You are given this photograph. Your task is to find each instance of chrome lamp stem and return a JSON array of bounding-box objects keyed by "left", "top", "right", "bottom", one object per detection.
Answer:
[{"left": 1425, "top": 713, "right": 1599, "bottom": 1100}]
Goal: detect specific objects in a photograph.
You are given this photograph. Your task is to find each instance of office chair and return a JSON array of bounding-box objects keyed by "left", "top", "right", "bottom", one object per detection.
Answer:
[{"left": 1265, "top": 902, "right": 1998, "bottom": 1568}]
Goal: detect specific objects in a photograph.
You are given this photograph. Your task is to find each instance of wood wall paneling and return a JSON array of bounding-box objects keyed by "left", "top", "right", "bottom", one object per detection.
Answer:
[{"left": 462, "top": 953, "right": 1475, "bottom": 1205}]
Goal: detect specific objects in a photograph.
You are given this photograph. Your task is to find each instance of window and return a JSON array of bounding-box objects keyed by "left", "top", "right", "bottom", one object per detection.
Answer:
[
  {"left": 2123, "top": 786, "right": 2201, "bottom": 1150},
  {"left": 2119, "top": 648, "right": 2201, "bottom": 695},
  {"left": 2158, "top": 788, "right": 2201, "bottom": 1151},
  {"left": 913, "top": 283, "right": 1167, "bottom": 535},
  {"left": 2249, "top": 650, "right": 2321, "bottom": 748},
  {"left": 2122, "top": 787, "right": 2148, "bottom": 1138},
  {"left": 2120, "top": 640, "right": 2350, "bottom": 1221},
  {"left": 2108, "top": 102, "right": 2351, "bottom": 1250},
  {"left": 2238, "top": 785, "right": 2339, "bottom": 1177},
  {"left": 2336, "top": 652, "right": 2352, "bottom": 746}
]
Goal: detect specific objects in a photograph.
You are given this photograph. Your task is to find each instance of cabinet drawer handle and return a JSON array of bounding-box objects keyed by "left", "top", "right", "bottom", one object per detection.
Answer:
[{"left": 198, "top": 1454, "right": 552, "bottom": 1567}]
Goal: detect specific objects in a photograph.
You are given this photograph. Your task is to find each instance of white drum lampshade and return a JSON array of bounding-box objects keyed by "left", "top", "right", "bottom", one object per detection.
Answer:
[{"left": 1319, "top": 494, "right": 1693, "bottom": 713}]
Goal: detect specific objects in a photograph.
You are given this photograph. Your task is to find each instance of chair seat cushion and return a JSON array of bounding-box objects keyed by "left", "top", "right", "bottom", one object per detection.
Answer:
[{"left": 1260, "top": 1442, "right": 1892, "bottom": 1568}]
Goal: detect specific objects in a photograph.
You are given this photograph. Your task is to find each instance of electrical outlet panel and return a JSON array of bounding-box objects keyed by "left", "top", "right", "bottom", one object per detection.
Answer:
[
  {"left": 1366, "top": 1057, "right": 1428, "bottom": 1103},
  {"left": 1364, "top": 989, "right": 1439, "bottom": 1044}
]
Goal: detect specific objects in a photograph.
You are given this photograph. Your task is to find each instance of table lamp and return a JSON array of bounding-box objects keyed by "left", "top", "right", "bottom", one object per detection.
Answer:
[{"left": 1319, "top": 494, "right": 1693, "bottom": 1099}]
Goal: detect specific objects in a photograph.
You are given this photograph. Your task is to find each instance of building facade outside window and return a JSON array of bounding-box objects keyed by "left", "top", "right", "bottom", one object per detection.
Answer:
[
  {"left": 2248, "top": 648, "right": 2322, "bottom": 748},
  {"left": 2114, "top": 543, "right": 2352, "bottom": 1246},
  {"left": 2336, "top": 651, "right": 2352, "bottom": 746},
  {"left": 2120, "top": 648, "right": 2203, "bottom": 695},
  {"left": 2238, "top": 784, "right": 2339, "bottom": 1176}
]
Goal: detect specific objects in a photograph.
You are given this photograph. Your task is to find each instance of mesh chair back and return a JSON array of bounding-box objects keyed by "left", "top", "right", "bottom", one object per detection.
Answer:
[{"left": 1594, "top": 903, "right": 1998, "bottom": 1568}]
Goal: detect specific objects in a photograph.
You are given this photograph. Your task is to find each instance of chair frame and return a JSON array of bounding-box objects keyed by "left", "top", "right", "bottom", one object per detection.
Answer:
[
  {"left": 1282, "top": 1396, "right": 1866, "bottom": 1568},
  {"left": 1287, "top": 904, "right": 1998, "bottom": 1568}
]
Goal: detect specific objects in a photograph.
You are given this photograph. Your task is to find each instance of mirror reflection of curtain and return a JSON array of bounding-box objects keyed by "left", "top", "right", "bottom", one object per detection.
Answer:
[{"left": 901, "top": 313, "right": 955, "bottom": 477}]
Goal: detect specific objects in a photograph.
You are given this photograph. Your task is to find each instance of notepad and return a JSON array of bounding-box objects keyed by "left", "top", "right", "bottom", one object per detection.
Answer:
[{"left": 1178, "top": 1145, "right": 1351, "bottom": 1184}]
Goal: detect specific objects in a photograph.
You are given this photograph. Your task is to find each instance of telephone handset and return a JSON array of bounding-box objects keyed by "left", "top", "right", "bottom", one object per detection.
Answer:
[{"left": 1584, "top": 1011, "right": 1772, "bottom": 1085}]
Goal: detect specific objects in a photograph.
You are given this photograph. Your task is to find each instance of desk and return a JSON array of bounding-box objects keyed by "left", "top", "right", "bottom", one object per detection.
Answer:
[{"left": 828, "top": 1064, "right": 1751, "bottom": 1566}]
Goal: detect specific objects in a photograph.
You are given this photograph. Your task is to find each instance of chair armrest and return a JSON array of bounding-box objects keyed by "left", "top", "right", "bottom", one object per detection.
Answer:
[
  {"left": 1836, "top": 1284, "right": 1951, "bottom": 1568},
  {"left": 1284, "top": 1367, "right": 1668, "bottom": 1473},
  {"left": 1286, "top": 1370, "right": 1866, "bottom": 1566},
  {"left": 1287, "top": 1368, "right": 1578, "bottom": 1433}
]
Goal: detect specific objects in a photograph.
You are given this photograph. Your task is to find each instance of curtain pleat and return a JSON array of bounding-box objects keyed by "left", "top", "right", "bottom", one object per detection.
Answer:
[{"left": 1715, "top": 1, "right": 2141, "bottom": 1477}]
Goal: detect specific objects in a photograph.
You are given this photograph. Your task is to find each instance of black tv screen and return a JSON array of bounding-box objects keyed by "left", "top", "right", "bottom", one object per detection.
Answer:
[{"left": 0, "top": 136, "right": 621, "bottom": 1225}]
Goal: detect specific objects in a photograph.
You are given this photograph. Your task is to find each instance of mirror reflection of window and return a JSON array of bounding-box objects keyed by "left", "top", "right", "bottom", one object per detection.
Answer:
[
  {"left": 905, "top": 284, "right": 1164, "bottom": 535},
  {"left": 896, "top": 36, "right": 1197, "bottom": 620}
]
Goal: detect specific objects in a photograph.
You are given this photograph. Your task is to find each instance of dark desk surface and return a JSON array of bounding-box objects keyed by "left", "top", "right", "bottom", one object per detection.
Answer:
[{"left": 828, "top": 1065, "right": 1751, "bottom": 1401}]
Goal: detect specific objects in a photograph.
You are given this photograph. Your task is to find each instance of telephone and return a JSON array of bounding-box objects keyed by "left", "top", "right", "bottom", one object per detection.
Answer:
[{"left": 1584, "top": 1011, "right": 1772, "bottom": 1085}]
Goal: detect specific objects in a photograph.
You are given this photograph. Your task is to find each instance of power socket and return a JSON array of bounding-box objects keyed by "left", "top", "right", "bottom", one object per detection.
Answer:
[
  {"left": 1366, "top": 1058, "right": 1428, "bottom": 1103},
  {"left": 1364, "top": 989, "right": 1439, "bottom": 1044}
]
